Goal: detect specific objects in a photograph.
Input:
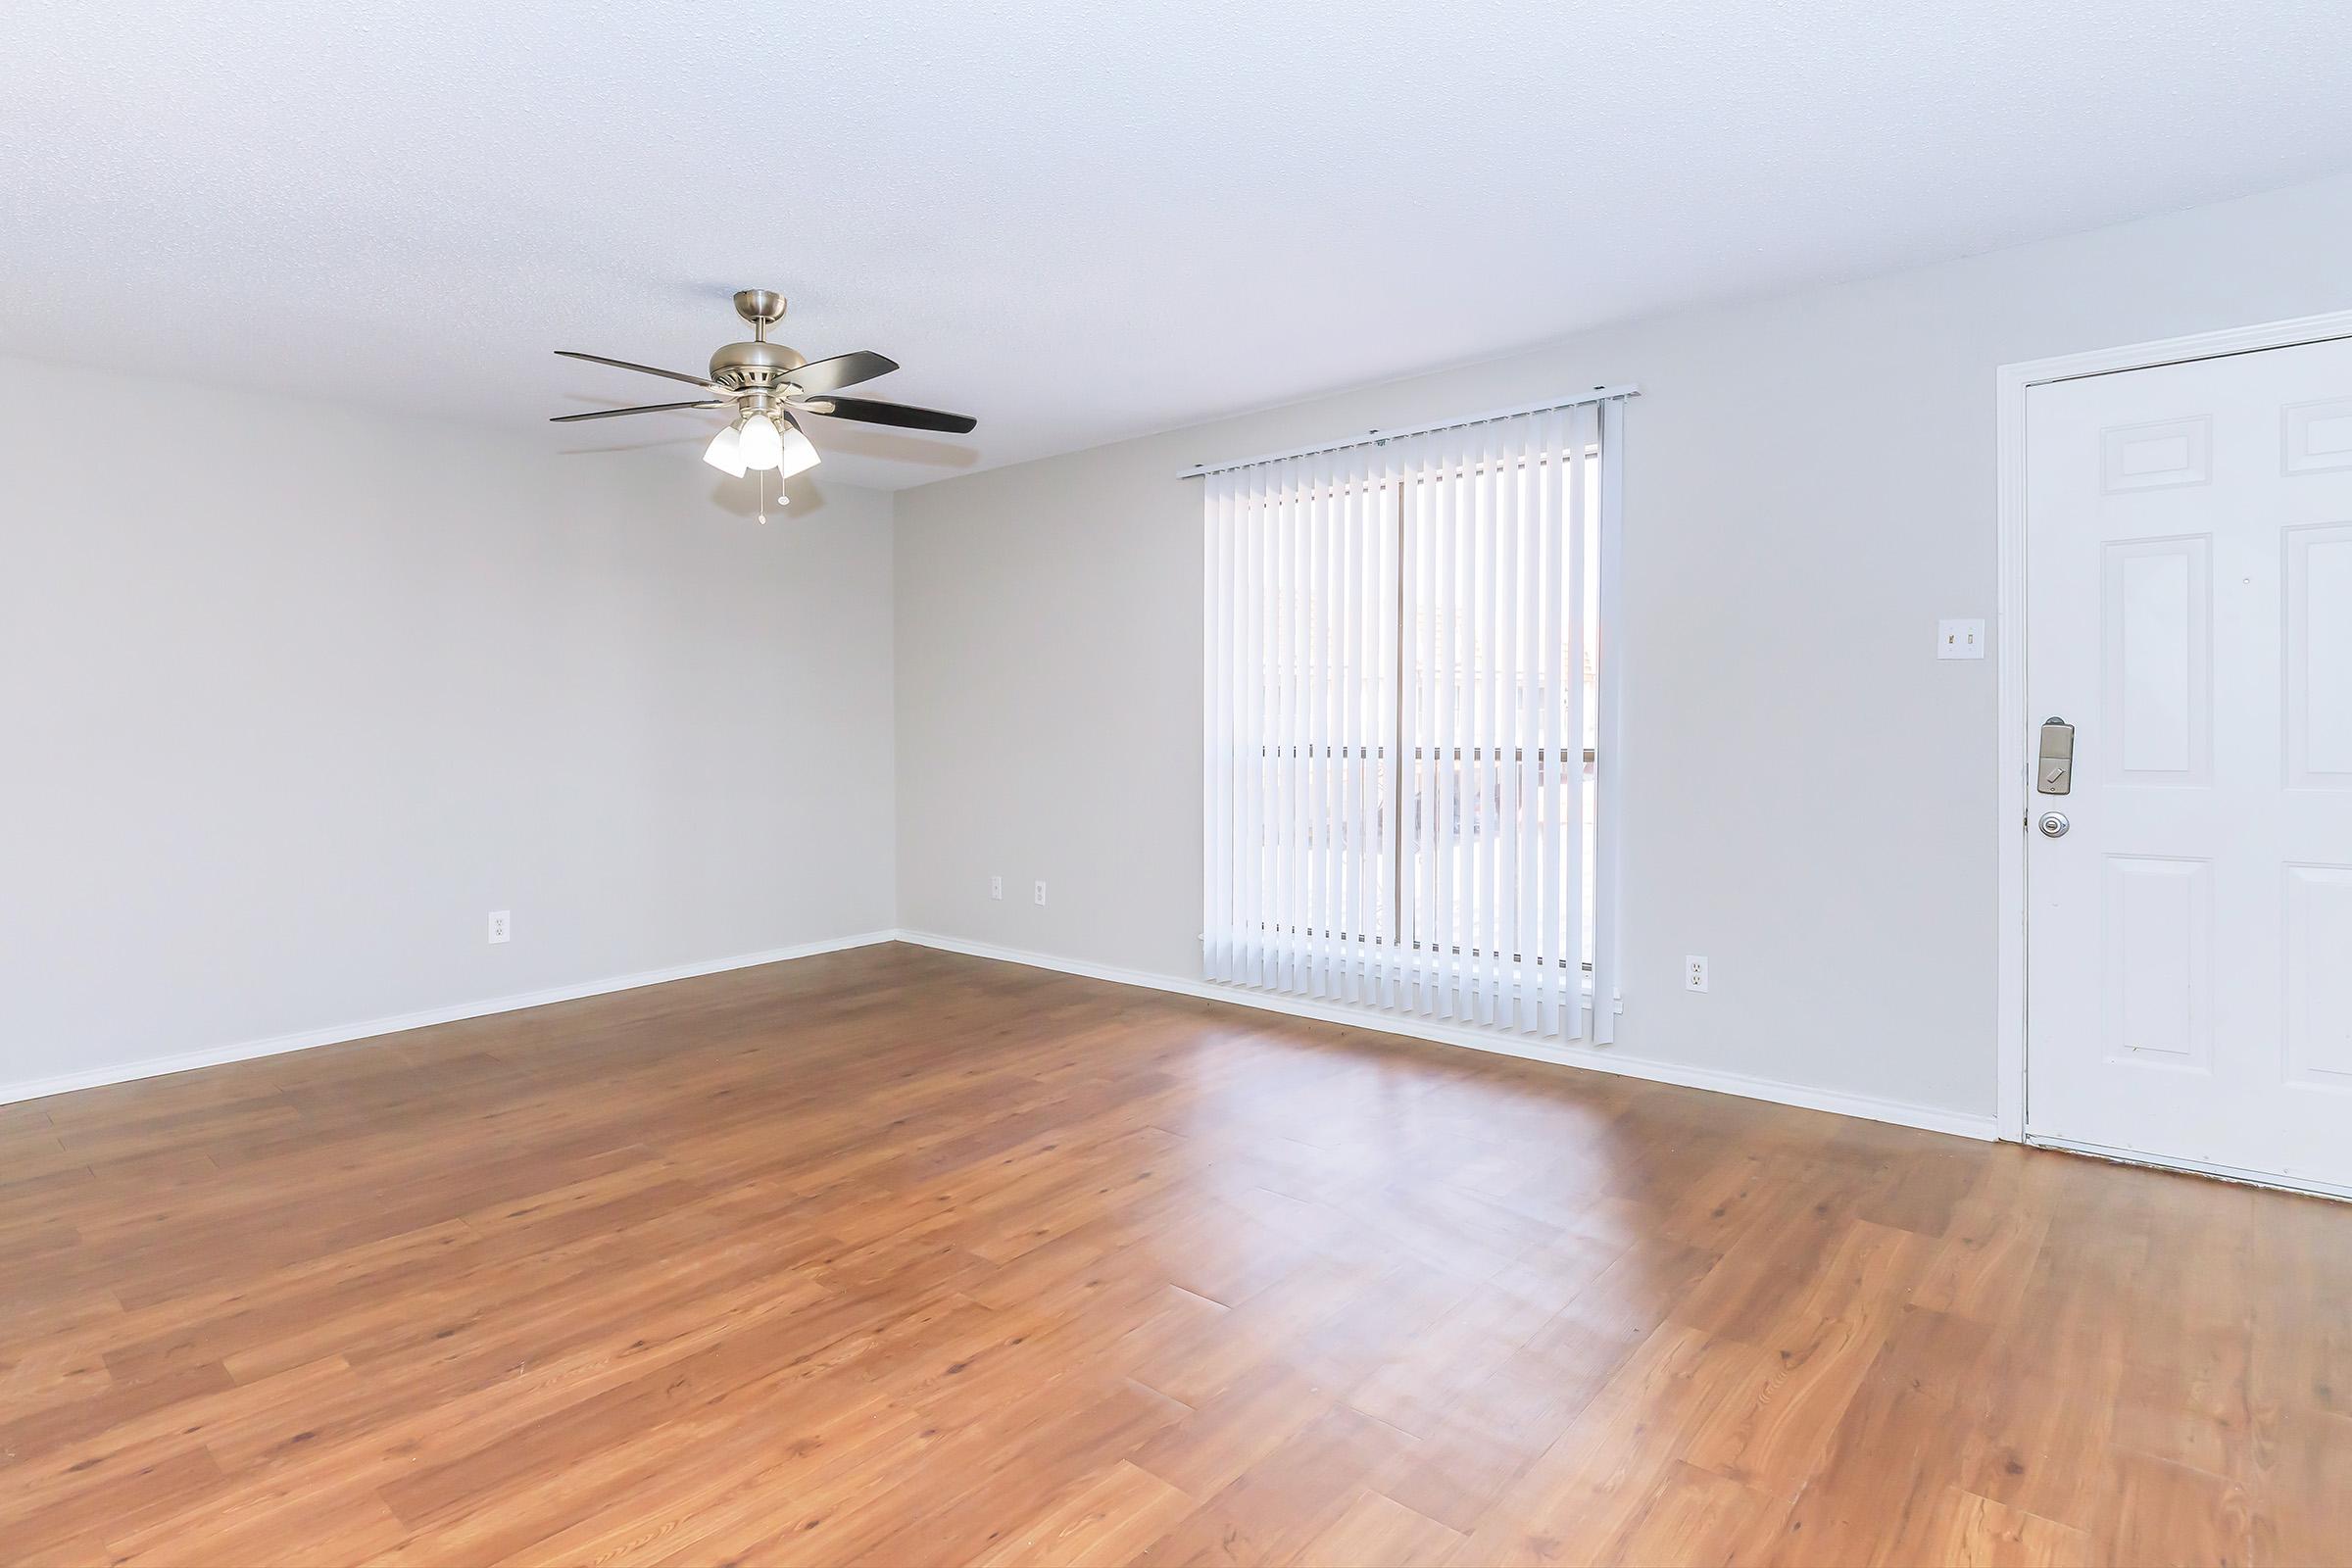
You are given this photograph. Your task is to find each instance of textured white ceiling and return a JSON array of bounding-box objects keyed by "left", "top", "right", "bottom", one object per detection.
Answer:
[{"left": 6, "top": 0, "right": 2351, "bottom": 490}]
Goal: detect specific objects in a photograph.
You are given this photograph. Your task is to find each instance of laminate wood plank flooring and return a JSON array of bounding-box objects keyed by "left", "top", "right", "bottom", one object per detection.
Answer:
[{"left": 2, "top": 941, "right": 2345, "bottom": 1565}]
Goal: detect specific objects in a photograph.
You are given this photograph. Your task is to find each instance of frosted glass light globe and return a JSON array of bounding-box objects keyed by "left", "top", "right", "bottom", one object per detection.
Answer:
[
  {"left": 702, "top": 423, "right": 747, "bottom": 476},
  {"left": 738, "top": 415, "right": 784, "bottom": 471},
  {"left": 776, "top": 420, "right": 822, "bottom": 479}
]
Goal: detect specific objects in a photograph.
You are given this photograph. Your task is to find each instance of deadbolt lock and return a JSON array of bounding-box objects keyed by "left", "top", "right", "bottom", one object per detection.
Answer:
[{"left": 2036, "top": 716, "right": 2075, "bottom": 796}]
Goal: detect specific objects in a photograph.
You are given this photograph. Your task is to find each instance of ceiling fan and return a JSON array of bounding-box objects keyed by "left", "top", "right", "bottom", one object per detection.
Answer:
[{"left": 551, "top": 289, "right": 975, "bottom": 515}]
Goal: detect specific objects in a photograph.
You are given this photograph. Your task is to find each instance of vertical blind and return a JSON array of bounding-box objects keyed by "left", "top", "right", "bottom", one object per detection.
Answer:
[{"left": 1201, "top": 396, "right": 1625, "bottom": 1042}]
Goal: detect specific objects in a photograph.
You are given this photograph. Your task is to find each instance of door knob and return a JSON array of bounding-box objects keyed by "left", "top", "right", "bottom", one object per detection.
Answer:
[{"left": 2038, "top": 810, "right": 2070, "bottom": 839}]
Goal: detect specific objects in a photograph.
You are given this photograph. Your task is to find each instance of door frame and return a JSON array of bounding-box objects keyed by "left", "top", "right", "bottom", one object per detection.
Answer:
[{"left": 1994, "top": 308, "right": 2352, "bottom": 1146}]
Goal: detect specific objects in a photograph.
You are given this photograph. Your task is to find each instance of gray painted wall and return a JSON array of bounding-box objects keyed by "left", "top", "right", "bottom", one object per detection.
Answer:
[
  {"left": 1, "top": 359, "right": 899, "bottom": 1095},
  {"left": 9, "top": 171, "right": 2348, "bottom": 1120},
  {"left": 892, "top": 172, "right": 2352, "bottom": 1122}
]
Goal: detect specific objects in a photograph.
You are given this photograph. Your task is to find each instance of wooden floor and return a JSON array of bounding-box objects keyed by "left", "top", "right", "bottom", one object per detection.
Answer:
[{"left": 2, "top": 944, "right": 2346, "bottom": 1567}]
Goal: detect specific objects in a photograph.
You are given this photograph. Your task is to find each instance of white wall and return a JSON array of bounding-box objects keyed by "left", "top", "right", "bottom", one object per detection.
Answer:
[
  {"left": 894, "top": 172, "right": 2352, "bottom": 1126},
  {"left": 1, "top": 358, "right": 898, "bottom": 1098}
]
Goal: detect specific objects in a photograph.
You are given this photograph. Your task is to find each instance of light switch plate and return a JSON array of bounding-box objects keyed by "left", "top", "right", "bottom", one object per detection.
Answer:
[{"left": 1937, "top": 618, "right": 1986, "bottom": 660}]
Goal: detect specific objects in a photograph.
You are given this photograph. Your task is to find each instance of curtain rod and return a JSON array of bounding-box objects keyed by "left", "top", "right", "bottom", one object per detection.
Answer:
[{"left": 1175, "top": 384, "right": 1638, "bottom": 480}]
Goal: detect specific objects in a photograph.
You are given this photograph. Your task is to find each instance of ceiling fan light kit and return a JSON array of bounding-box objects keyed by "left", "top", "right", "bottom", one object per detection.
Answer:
[{"left": 552, "top": 289, "right": 977, "bottom": 517}]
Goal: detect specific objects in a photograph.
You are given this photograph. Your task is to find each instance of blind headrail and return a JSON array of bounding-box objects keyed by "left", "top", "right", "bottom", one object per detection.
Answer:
[{"left": 1175, "top": 385, "right": 1638, "bottom": 480}]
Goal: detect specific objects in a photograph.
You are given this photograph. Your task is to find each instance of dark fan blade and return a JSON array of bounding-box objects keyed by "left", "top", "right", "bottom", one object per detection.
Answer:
[
  {"left": 550, "top": 400, "right": 726, "bottom": 422},
  {"left": 784, "top": 351, "right": 899, "bottom": 395},
  {"left": 555, "top": 350, "right": 718, "bottom": 389},
  {"left": 801, "top": 395, "right": 976, "bottom": 434}
]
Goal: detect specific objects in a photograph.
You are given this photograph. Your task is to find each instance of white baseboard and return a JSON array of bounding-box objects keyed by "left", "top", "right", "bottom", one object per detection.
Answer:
[
  {"left": 894, "top": 929, "right": 1999, "bottom": 1143},
  {"left": 0, "top": 930, "right": 901, "bottom": 1108},
  {"left": 7, "top": 925, "right": 1998, "bottom": 1147}
]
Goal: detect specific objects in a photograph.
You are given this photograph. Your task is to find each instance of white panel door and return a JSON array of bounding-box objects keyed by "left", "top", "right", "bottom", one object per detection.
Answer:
[{"left": 2027, "top": 335, "right": 2352, "bottom": 1194}]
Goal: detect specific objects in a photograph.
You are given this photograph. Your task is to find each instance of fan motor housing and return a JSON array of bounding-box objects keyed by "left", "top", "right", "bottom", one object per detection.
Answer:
[{"left": 710, "top": 339, "right": 809, "bottom": 392}]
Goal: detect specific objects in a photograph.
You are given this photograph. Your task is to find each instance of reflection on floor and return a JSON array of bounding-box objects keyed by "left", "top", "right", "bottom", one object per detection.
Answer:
[{"left": 2, "top": 941, "right": 2344, "bottom": 1565}]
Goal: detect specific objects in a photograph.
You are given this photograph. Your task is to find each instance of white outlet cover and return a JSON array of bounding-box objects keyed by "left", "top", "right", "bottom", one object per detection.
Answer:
[
  {"left": 1033, "top": 880, "right": 1048, "bottom": 906},
  {"left": 1937, "top": 618, "right": 1986, "bottom": 660},
  {"left": 990, "top": 875, "right": 1003, "bottom": 900},
  {"left": 487, "top": 909, "right": 512, "bottom": 945},
  {"left": 1684, "top": 955, "right": 1709, "bottom": 992}
]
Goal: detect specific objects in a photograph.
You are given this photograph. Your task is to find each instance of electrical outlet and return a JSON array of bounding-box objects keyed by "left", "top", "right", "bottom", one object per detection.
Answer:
[
  {"left": 990, "top": 875, "right": 1003, "bottom": 901},
  {"left": 1684, "top": 955, "right": 1709, "bottom": 992},
  {"left": 1033, "top": 880, "right": 1048, "bottom": 906},
  {"left": 487, "top": 910, "right": 512, "bottom": 945}
]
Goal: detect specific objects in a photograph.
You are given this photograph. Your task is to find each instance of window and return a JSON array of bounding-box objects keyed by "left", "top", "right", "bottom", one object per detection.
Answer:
[{"left": 1201, "top": 396, "right": 1624, "bottom": 1041}]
